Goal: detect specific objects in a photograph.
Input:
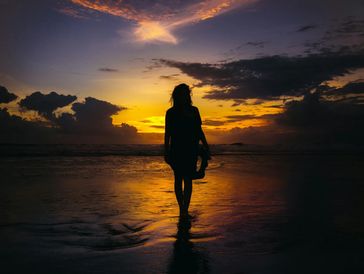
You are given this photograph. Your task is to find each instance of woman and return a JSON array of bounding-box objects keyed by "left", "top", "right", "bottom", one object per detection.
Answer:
[{"left": 164, "top": 83, "right": 210, "bottom": 218}]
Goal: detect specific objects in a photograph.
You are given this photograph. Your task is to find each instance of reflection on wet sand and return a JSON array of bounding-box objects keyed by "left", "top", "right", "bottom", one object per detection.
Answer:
[
  {"left": 1, "top": 155, "right": 364, "bottom": 273},
  {"left": 168, "top": 217, "right": 209, "bottom": 274}
]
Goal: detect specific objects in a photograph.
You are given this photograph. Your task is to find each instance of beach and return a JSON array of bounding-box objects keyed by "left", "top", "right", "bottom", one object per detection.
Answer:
[{"left": 1, "top": 151, "right": 364, "bottom": 273}]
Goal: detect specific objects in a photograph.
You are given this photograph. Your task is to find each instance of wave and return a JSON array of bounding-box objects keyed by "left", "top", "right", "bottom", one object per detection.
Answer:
[{"left": 0, "top": 144, "right": 362, "bottom": 157}]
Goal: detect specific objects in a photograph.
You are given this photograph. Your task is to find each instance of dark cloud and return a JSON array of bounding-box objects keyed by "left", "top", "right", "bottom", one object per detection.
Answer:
[
  {"left": 225, "top": 114, "right": 257, "bottom": 122},
  {"left": 54, "top": 97, "right": 138, "bottom": 143},
  {"left": 206, "top": 125, "right": 287, "bottom": 145},
  {"left": 231, "top": 101, "right": 242, "bottom": 107},
  {"left": 208, "top": 93, "right": 364, "bottom": 146},
  {"left": 231, "top": 98, "right": 266, "bottom": 106},
  {"left": 1, "top": 87, "right": 138, "bottom": 144},
  {"left": 158, "top": 50, "right": 364, "bottom": 100},
  {"left": 304, "top": 17, "right": 364, "bottom": 55},
  {"left": 246, "top": 41, "right": 267, "bottom": 48},
  {"left": 99, "top": 67, "right": 119, "bottom": 72},
  {"left": 224, "top": 41, "right": 269, "bottom": 58},
  {"left": 159, "top": 73, "right": 180, "bottom": 80},
  {"left": 0, "top": 85, "right": 17, "bottom": 104},
  {"left": 207, "top": 91, "right": 364, "bottom": 146},
  {"left": 324, "top": 81, "right": 364, "bottom": 96},
  {"left": 226, "top": 114, "right": 277, "bottom": 122},
  {"left": 330, "top": 18, "right": 364, "bottom": 36},
  {"left": 204, "top": 114, "right": 275, "bottom": 127},
  {"left": 56, "top": 97, "right": 127, "bottom": 134},
  {"left": 275, "top": 92, "right": 364, "bottom": 145},
  {"left": 19, "top": 92, "right": 77, "bottom": 119},
  {"left": 203, "top": 119, "right": 226, "bottom": 126},
  {"left": 0, "top": 108, "right": 55, "bottom": 143},
  {"left": 296, "top": 25, "right": 317, "bottom": 32},
  {"left": 73, "top": 97, "right": 123, "bottom": 125},
  {"left": 277, "top": 92, "right": 363, "bottom": 127},
  {"left": 149, "top": 125, "right": 164, "bottom": 129}
]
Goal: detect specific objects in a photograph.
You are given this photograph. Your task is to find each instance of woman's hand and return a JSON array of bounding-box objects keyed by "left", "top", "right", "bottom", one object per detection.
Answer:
[
  {"left": 206, "top": 148, "right": 212, "bottom": 160},
  {"left": 203, "top": 145, "right": 212, "bottom": 160}
]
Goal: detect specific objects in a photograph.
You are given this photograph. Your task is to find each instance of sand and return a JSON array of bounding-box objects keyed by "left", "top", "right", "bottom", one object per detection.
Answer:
[{"left": 1, "top": 154, "right": 364, "bottom": 273}]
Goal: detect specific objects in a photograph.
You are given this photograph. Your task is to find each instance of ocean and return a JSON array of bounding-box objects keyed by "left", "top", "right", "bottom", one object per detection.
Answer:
[{"left": 1, "top": 145, "right": 364, "bottom": 273}]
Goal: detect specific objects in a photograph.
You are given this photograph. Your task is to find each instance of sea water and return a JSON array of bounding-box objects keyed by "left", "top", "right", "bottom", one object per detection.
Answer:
[{"left": 1, "top": 145, "right": 364, "bottom": 273}]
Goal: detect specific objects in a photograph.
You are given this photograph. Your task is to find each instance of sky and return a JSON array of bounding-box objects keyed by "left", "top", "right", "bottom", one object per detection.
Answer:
[{"left": 0, "top": 0, "right": 364, "bottom": 145}]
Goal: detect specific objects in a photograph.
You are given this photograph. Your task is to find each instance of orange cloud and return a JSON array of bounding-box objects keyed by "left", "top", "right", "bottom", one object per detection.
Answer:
[{"left": 66, "top": 0, "right": 258, "bottom": 43}]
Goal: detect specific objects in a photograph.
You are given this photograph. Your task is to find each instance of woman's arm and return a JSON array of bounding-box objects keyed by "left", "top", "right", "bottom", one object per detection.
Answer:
[
  {"left": 199, "top": 129, "right": 209, "bottom": 149},
  {"left": 199, "top": 128, "right": 211, "bottom": 159},
  {"left": 164, "top": 131, "right": 170, "bottom": 156},
  {"left": 196, "top": 107, "right": 211, "bottom": 159}
]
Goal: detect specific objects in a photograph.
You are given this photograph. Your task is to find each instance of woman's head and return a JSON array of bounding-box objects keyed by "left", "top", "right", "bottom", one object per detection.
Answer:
[{"left": 171, "top": 83, "right": 192, "bottom": 108}]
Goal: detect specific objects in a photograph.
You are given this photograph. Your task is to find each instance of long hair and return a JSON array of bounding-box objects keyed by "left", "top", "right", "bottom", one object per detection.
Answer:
[{"left": 171, "top": 83, "right": 192, "bottom": 108}]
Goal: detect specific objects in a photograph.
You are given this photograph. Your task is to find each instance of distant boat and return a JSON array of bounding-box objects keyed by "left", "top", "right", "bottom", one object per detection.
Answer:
[{"left": 230, "top": 142, "right": 245, "bottom": 146}]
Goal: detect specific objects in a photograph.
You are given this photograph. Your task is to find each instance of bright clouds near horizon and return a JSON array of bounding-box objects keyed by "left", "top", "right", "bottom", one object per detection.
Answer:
[{"left": 65, "top": 0, "right": 258, "bottom": 44}]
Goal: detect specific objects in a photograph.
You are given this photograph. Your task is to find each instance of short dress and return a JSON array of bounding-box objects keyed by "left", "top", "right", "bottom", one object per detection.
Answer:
[{"left": 165, "top": 106, "right": 202, "bottom": 177}]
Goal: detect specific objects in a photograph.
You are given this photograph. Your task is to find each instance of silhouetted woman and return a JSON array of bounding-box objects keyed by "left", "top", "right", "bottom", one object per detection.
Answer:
[{"left": 164, "top": 83, "right": 210, "bottom": 218}]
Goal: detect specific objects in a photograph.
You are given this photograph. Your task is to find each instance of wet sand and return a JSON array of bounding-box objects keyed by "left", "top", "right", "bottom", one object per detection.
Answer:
[{"left": 1, "top": 155, "right": 364, "bottom": 273}]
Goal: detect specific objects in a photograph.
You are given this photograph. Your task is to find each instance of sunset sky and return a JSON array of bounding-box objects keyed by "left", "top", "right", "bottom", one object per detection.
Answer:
[{"left": 1, "top": 0, "right": 364, "bottom": 144}]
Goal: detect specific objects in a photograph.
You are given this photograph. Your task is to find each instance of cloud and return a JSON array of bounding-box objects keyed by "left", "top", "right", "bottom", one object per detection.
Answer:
[
  {"left": 19, "top": 91, "right": 77, "bottom": 119},
  {"left": 330, "top": 17, "right": 364, "bottom": 36},
  {"left": 0, "top": 85, "right": 18, "bottom": 104},
  {"left": 0, "top": 108, "right": 56, "bottom": 143},
  {"left": 246, "top": 41, "right": 267, "bottom": 48},
  {"left": 54, "top": 97, "right": 138, "bottom": 143},
  {"left": 63, "top": 97, "right": 126, "bottom": 133},
  {"left": 304, "top": 17, "right": 364, "bottom": 54},
  {"left": 157, "top": 50, "right": 364, "bottom": 100},
  {"left": 149, "top": 125, "right": 164, "bottom": 129},
  {"left": 275, "top": 91, "right": 364, "bottom": 145},
  {"left": 208, "top": 91, "right": 364, "bottom": 146},
  {"left": 99, "top": 67, "right": 119, "bottom": 72},
  {"left": 1, "top": 87, "right": 138, "bottom": 144},
  {"left": 231, "top": 99, "right": 264, "bottom": 107},
  {"left": 205, "top": 124, "right": 287, "bottom": 145},
  {"left": 228, "top": 113, "right": 277, "bottom": 122},
  {"left": 58, "top": 6, "right": 90, "bottom": 19},
  {"left": 159, "top": 73, "right": 180, "bottom": 80},
  {"left": 225, "top": 114, "right": 257, "bottom": 121},
  {"left": 296, "top": 25, "right": 317, "bottom": 32},
  {"left": 324, "top": 81, "right": 364, "bottom": 96},
  {"left": 64, "top": 0, "right": 258, "bottom": 43},
  {"left": 203, "top": 119, "right": 227, "bottom": 126},
  {"left": 203, "top": 113, "right": 276, "bottom": 127}
]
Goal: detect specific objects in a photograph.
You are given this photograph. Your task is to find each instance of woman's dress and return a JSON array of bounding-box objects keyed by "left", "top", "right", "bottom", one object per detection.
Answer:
[{"left": 165, "top": 106, "right": 202, "bottom": 177}]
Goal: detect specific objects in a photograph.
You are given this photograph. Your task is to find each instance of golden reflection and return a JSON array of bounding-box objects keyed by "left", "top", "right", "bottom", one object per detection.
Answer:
[{"left": 105, "top": 155, "right": 286, "bottom": 252}]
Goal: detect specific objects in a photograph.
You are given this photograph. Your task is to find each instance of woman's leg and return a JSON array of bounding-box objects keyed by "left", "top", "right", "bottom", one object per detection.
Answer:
[
  {"left": 183, "top": 177, "right": 193, "bottom": 215},
  {"left": 174, "top": 174, "right": 184, "bottom": 216}
]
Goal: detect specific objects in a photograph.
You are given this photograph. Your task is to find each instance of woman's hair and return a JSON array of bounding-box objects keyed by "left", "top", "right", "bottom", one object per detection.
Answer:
[{"left": 171, "top": 83, "right": 192, "bottom": 108}]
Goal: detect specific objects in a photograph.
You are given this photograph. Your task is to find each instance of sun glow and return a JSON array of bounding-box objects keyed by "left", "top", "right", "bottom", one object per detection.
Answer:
[
  {"left": 67, "top": 0, "right": 258, "bottom": 44},
  {"left": 134, "top": 21, "right": 177, "bottom": 44}
]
